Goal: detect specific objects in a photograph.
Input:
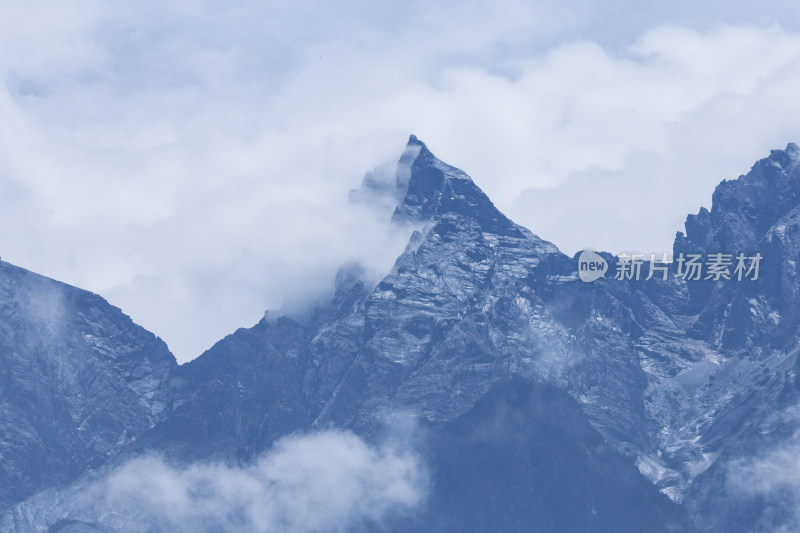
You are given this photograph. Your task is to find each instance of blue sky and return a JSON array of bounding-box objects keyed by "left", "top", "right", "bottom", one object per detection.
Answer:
[{"left": 2, "top": 1, "right": 800, "bottom": 361}]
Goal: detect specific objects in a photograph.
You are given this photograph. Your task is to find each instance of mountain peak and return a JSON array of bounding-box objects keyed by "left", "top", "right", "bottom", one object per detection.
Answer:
[
  {"left": 407, "top": 134, "right": 425, "bottom": 147},
  {"left": 392, "top": 136, "right": 519, "bottom": 236},
  {"left": 675, "top": 142, "right": 800, "bottom": 254}
]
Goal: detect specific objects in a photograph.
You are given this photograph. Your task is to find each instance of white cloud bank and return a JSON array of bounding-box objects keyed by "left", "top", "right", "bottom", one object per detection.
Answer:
[
  {"left": 1, "top": 2, "right": 800, "bottom": 360},
  {"left": 11, "top": 429, "right": 428, "bottom": 532}
]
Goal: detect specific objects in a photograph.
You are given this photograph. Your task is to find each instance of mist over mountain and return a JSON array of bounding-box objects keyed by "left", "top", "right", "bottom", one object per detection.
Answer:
[{"left": 2, "top": 137, "right": 800, "bottom": 531}]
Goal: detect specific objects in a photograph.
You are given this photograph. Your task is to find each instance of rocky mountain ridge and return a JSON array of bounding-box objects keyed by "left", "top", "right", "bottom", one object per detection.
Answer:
[{"left": 2, "top": 137, "right": 800, "bottom": 531}]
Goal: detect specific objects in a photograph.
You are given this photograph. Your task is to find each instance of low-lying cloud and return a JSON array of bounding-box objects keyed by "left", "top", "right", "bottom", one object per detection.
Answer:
[
  {"left": 727, "top": 430, "right": 800, "bottom": 532},
  {"left": 16, "top": 429, "right": 428, "bottom": 533}
]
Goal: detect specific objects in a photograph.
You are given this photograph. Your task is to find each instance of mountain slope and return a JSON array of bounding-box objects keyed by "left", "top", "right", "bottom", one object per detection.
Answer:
[
  {"left": 0, "top": 261, "right": 176, "bottom": 508},
  {"left": 406, "top": 377, "right": 687, "bottom": 532}
]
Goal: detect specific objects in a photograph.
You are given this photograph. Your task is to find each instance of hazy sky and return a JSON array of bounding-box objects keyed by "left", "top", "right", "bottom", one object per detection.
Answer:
[{"left": 2, "top": 1, "right": 800, "bottom": 362}]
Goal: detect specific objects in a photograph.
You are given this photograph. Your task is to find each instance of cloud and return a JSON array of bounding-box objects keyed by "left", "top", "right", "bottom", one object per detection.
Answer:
[
  {"left": 727, "top": 430, "right": 800, "bottom": 532},
  {"left": 2, "top": 3, "right": 800, "bottom": 361},
  {"left": 28, "top": 429, "right": 428, "bottom": 532}
]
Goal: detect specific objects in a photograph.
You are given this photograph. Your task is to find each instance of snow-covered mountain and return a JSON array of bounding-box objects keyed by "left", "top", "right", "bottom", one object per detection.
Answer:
[{"left": 2, "top": 137, "right": 800, "bottom": 531}]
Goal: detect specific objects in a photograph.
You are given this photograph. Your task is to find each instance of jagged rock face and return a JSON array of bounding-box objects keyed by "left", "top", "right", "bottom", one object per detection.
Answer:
[
  {"left": 610, "top": 146, "right": 800, "bottom": 526},
  {"left": 0, "top": 262, "right": 176, "bottom": 508},
  {"left": 676, "top": 143, "right": 800, "bottom": 255},
  {"left": 392, "top": 135, "right": 520, "bottom": 236},
  {"left": 674, "top": 143, "right": 800, "bottom": 318},
  {"left": 4, "top": 137, "right": 800, "bottom": 532},
  {"left": 307, "top": 151, "right": 659, "bottom": 487},
  {"left": 657, "top": 145, "right": 800, "bottom": 532},
  {"left": 312, "top": 137, "right": 567, "bottom": 429}
]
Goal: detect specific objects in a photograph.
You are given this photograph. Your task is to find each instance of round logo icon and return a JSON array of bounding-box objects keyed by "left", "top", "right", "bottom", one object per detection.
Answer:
[{"left": 577, "top": 250, "right": 607, "bottom": 282}]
